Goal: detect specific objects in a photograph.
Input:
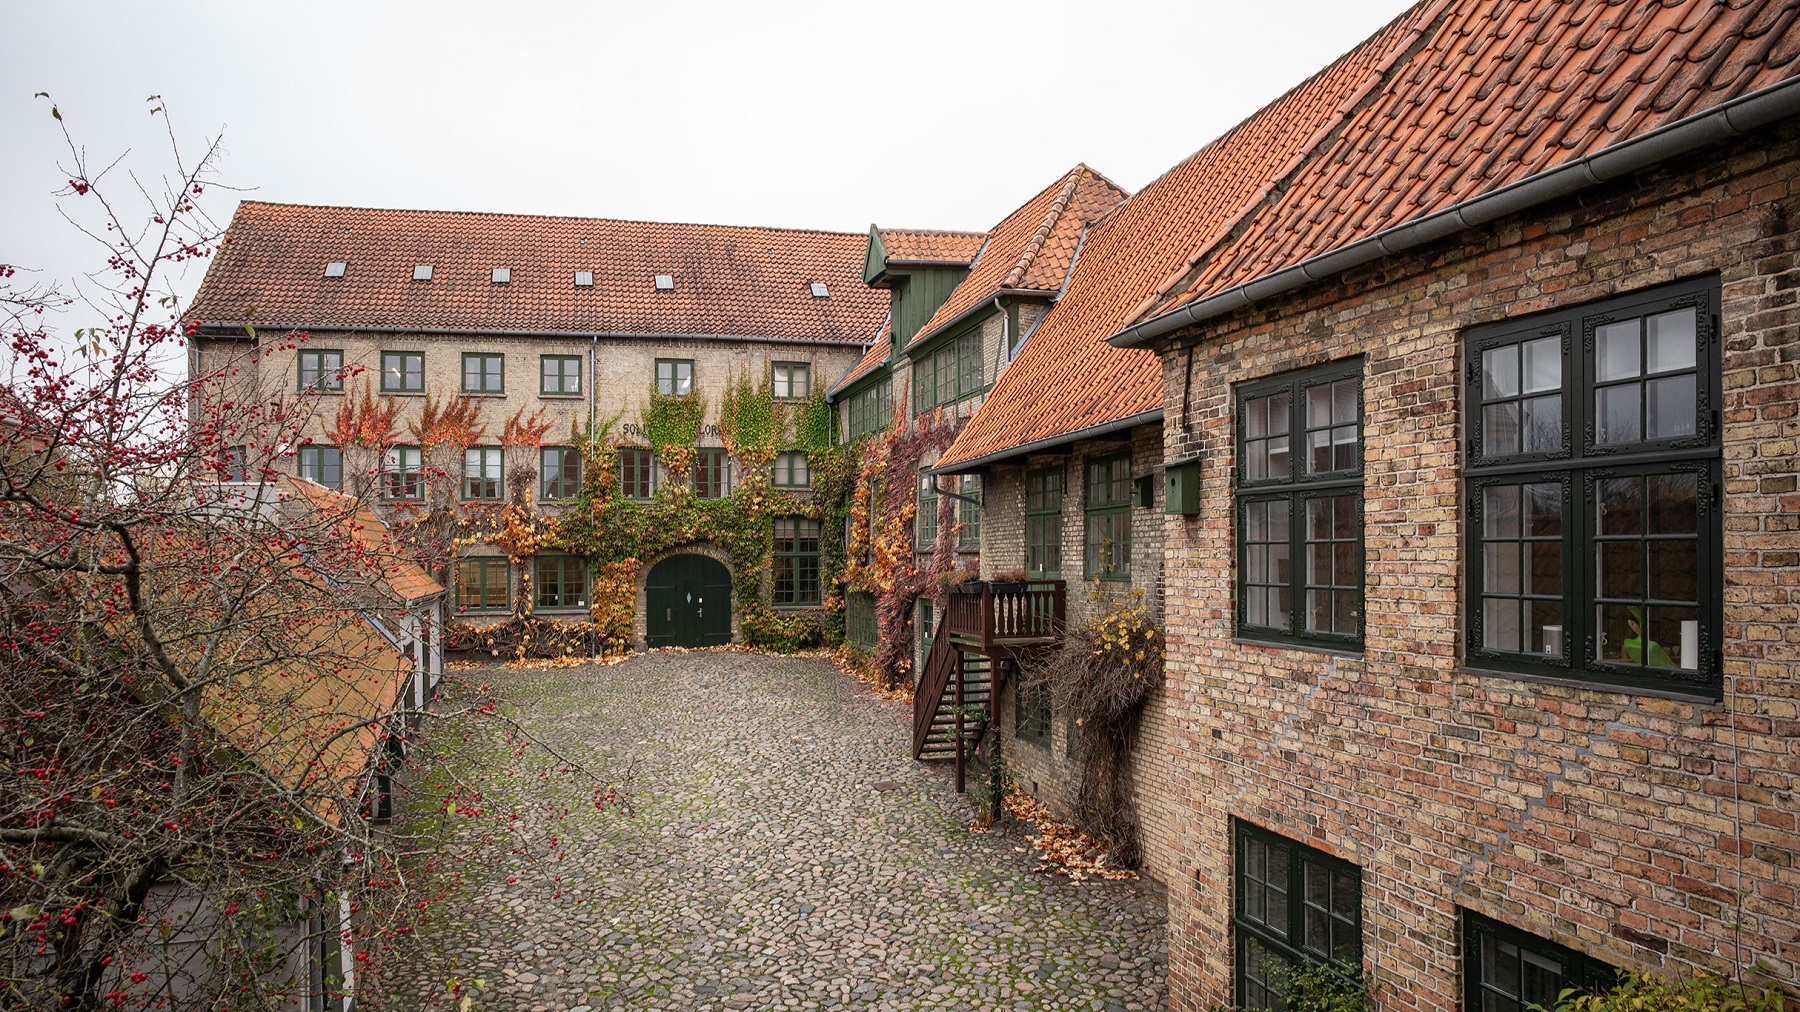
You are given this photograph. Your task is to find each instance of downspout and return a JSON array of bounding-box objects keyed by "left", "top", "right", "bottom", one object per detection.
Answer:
[
  {"left": 588, "top": 334, "right": 598, "bottom": 436},
  {"left": 991, "top": 296, "right": 1010, "bottom": 378}
]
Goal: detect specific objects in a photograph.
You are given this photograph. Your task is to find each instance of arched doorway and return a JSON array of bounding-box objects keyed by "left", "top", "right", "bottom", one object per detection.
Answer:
[{"left": 645, "top": 554, "right": 732, "bottom": 647}]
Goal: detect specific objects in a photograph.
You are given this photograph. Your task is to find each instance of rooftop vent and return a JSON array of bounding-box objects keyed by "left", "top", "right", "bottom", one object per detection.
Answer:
[
  {"left": 492, "top": 268, "right": 511, "bottom": 284},
  {"left": 574, "top": 271, "right": 594, "bottom": 287},
  {"left": 324, "top": 261, "right": 347, "bottom": 278},
  {"left": 810, "top": 282, "right": 830, "bottom": 298},
  {"left": 654, "top": 274, "right": 675, "bottom": 291},
  {"left": 412, "top": 264, "right": 433, "bottom": 281}
]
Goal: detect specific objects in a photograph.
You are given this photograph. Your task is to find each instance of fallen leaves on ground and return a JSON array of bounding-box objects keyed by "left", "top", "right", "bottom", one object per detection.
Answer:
[
  {"left": 1000, "top": 790, "right": 1137, "bottom": 882},
  {"left": 830, "top": 644, "right": 913, "bottom": 702}
]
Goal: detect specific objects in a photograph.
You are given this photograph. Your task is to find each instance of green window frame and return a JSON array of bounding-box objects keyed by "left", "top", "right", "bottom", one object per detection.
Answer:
[
  {"left": 462, "top": 352, "right": 504, "bottom": 394},
  {"left": 540, "top": 446, "right": 581, "bottom": 499},
  {"left": 1466, "top": 277, "right": 1721, "bottom": 697},
  {"left": 381, "top": 351, "right": 424, "bottom": 393},
  {"left": 773, "top": 451, "right": 810, "bottom": 488},
  {"left": 772, "top": 517, "right": 821, "bottom": 606},
  {"left": 456, "top": 557, "right": 509, "bottom": 612},
  {"left": 1236, "top": 359, "right": 1364, "bottom": 649},
  {"left": 297, "top": 445, "right": 342, "bottom": 489},
  {"left": 773, "top": 361, "right": 811, "bottom": 401},
  {"left": 540, "top": 354, "right": 582, "bottom": 395},
  {"left": 1084, "top": 453, "right": 1133, "bottom": 580},
  {"left": 1015, "top": 680, "right": 1049, "bottom": 747},
  {"left": 298, "top": 349, "right": 344, "bottom": 392},
  {"left": 533, "top": 554, "right": 589, "bottom": 610},
  {"left": 911, "top": 330, "right": 985, "bottom": 415},
  {"left": 694, "top": 448, "right": 730, "bottom": 498},
  {"left": 620, "top": 449, "right": 656, "bottom": 500},
  {"left": 1463, "top": 911, "right": 1616, "bottom": 1012},
  {"left": 849, "top": 376, "right": 894, "bottom": 441},
  {"left": 656, "top": 358, "right": 694, "bottom": 396},
  {"left": 1026, "top": 466, "right": 1064, "bottom": 578},
  {"left": 916, "top": 475, "right": 938, "bottom": 553},
  {"left": 846, "top": 591, "right": 878, "bottom": 648},
  {"left": 1235, "top": 820, "right": 1362, "bottom": 1011},
  {"left": 958, "top": 475, "right": 981, "bottom": 547},
  {"left": 463, "top": 447, "right": 502, "bottom": 500},
  {"left": 382, "top": 446, "right": 423, "bottom": 500},
  {"left": 919, "top": 598, "right": 935, "bottom": 659}
]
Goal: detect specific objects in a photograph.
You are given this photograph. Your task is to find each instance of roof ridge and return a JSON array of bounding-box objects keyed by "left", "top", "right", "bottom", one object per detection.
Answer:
[
  {"left": 233, "top": 199, "right": 871, "bottom": 241},
  {"left": 1002, "top": 166, "right": 1087, "bottom": 290}
]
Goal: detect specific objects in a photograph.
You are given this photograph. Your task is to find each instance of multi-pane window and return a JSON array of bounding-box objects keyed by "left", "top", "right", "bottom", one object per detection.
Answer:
[
  {"left": 463, "top": 447, "right": 502, "bottom": 500},
  {"left": 846, "top": 591, "right": 879, "bottom": 648},
  {"left": 1466, "top": 278, "right": 1720, "bottom": 695},
  {"left": 773, "top": 451, "right": 810, "bottom": 488},
  {"left": 462, "top": 353, "right": 504, "bottom": 393},
  {"left": 695, "top": 448, "right": 730, "bottom": 498},
  {"left": 959, "top": 475, "right": 981, "bottom": 547},
  {"left": 540, "top": 446, "right": 581, "bottom": 499},
  {"left": 381, "top": 351, "right": 424, "bottom": 393},
  {"left": 1235, "top": 821, "right": 1362, "bottom": 1011},
  {"left": 913, "top": 330, "right": 984, "bottom": 414},
  {"left": 533, "top": 555, "right": 588, "bottom": 610},
  {"left": 297, "top": 445, "right": 342, "bottom": 489},
  {"left": 620, "top": 449, "right": 656, "bottom": 500},
  {"left": 773, "top": 517, "right": 821, "bottom": 606},
  {"left": 1026, "top": 466, "right": 1064, "bottom": 578},
  {"left": 656, "top": 359, "right": 694, "bottom": 396},
  {"left": 456, "top": 557, "right": 509, "bottom": 611},
  {"left": 773, "top": 362, "right": 811, "bottom": 400},
  {"left": 382, "top": 446, "right": 423, "bottom": 500},
  {"left": 1085, "top": 454, "right": 1132, "bottom": 580},
  {"left": 847, "top": 376, "right": 894, "bottom": 442},
  {"left": 541, "top": 355, "right": 582, "bottom": 395},
  {"left": 1237, "top": 360, "right": 1364, "bottom": 647},
  {"left": 1015, "top": 680, "right": 1050, "bottom": 746},
  {"left": 222, "top": 445, "right": 248, "bottom": 482},
  {"left": 916, "top": 475, "right": 939, "bottom": 552},
  {"left": 298, "top": 349, "right": 344, "bottom": 392},
  {"left": 1464, "top": 912, "right": 1615, "bottom": 1012}
]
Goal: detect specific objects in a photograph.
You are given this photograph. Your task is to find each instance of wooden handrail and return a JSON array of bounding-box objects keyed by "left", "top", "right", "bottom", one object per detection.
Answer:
[
  {"left": 941, "top": 580, "right": 1067, "bottom": 643},
  {"left": 911, "top": 631, "right": 959, "bottom": 759}
]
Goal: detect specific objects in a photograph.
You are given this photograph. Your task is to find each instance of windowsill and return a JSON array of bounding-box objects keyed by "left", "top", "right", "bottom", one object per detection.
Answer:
[
  {"left": 460, "top": 391, "right": 508, "bottom": 397},
  {"left": 1230, "top": 637, "right": 1365, "bottom": 661},
  {"left": 380, "top": 390, "right": 427, "bottom": 397},
  {"left": 1451, "top": 665, "right": 1722, "bottom": 704},
  {"left": 462, "top": 497, "right": 504, "bottom": 503},
  {"left": 772, "top": 603, "right": 822, "bottom": 611},
  {"left": 533, "top": 607, "right": 590, "bottom": 616},
  {"left": 301, "top": 388, "right": 345, "bottom": 396},
  {"left": 539, "top": 392, "right": 582, "bottom": 399},
  {"left": 1016, "top": 734, "right": 1050, "bottom": 750},
  {"left": 458, "top": 609, "right": 512, "bottom": 616}
]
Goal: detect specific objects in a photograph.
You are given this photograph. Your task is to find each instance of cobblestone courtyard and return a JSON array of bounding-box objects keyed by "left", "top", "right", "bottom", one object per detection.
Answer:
[{"left": 391, "top": 651, "right": 1168, "bottom": 1011}]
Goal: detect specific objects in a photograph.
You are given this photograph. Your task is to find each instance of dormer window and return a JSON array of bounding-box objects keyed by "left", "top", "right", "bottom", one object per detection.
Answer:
[
  {"left": 412, "top": 264, "right": 433, "bottom": 281},
  {"left": 654, "top": 274, "right": 675, "bottom": 291},
  {"left": 574, "top": 271, "right": 594, "bottom": 287},
  {"left": 324, "top": 261, "right": 347, "bottom": 278},
  {"left": 492, "top": 268, "right": 511, "bottom": 284}
]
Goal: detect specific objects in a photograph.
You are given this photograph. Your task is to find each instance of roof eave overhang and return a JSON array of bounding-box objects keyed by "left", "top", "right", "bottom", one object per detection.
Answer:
[
  {"left": 904, "top": 288, "right": 1056, "bottom": 355},
  {"left": 826, "top": 358, "right": 891, "bottom": 401},
  {"left": 1108, "top": 74, "right": 1800, "bottom": 350},
  {"left": 195, "top": 323, "right": 871, "bottom": 348},
  {"left": 931, "top": 408, "right": 1164, "bottom": 474}
]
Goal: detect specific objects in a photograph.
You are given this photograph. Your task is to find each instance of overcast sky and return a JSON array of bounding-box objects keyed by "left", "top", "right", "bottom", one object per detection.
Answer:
[{"left": 3, "top": 0, "right": 1413, "bottom": 330}]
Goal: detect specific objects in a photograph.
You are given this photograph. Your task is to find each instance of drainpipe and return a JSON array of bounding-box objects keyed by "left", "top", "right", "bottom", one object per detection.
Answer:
[
  {"left": 588, "top": 334, "right": 598, "bottom": 435},
  {"left": 991, "top": 296, "right": 1010, "bottom": 378}
]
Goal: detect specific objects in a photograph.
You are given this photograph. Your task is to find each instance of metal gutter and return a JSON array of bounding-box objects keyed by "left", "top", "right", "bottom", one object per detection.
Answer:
[
  {"left": 930, "top": 408, "right": 1163, "bottom": 474},
  {"left": 903, "top": 288, "right": 1056, "bottom": 357},
  {"left": 197, "top": 323, "right": 871, "bottom": 348},
  {"left": 1109, "top": 75, "right": 1800, "bottom": 349}
]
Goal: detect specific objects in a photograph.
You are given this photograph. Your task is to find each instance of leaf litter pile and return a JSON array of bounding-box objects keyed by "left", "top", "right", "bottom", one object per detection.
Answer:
[{"left": 992, "top": 790, "right": 1136, "bottom": 882}]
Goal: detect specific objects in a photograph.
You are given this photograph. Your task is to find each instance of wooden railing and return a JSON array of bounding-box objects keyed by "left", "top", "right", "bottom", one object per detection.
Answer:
[
  {"left": 943, "top": 580, "right": 1066, "bottom": 652},
  {"left": 911, "top": 632, "right": 959, "bottom": 760}
]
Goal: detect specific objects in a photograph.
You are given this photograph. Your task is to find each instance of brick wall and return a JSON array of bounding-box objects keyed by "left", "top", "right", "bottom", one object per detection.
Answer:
[{"left": 1154, "top": 123, "right": 1800, "bottom": 1008}]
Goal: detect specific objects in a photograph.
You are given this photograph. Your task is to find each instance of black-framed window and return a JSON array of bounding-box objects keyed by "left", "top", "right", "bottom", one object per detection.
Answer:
[
  {"left": 1236, "top": 359, "right": 1364, "bottom": 648},
  {"left": 1235, "top": 821, "right": 1362, "bottom": 1011},
  {"left": 540, "top": 446, "right": 581, "bottom": 499},
  {"left": 959, "top": 475, "right": 981, "bottom": 547},
  {"left": 533, "top": 555, "right": 588, "bottom": 610},
  {"left": 916, "top": 475, "right": 938, "bottom": 553},
  {"left": 695, "top": 448, "right": 730, "bottom": 498},
  {"left": 773, "top": 361, "right": 811, "bottom": 400},
  {"left": 656, "top": 359, "right": 694, "bottom": 396},
  {"left": 541, "top": 355, "right": 581, "bottom": 395},
  {"left": 1466, "top": 277, "right": 1721, "bottom": 696},
  {"left": 456, "top": 557, "right": 509, "bottom": 611},
  {"left": 464, "top": 447, "right": 502, "bottom": 500},
  {"left": 1085, "top": 453, "right": 1132, "bottom": 580},
  {"left": 846, "top": 591, "right": 878, "bottom": 647},
  {"left": 1027, "top": 466, "right": 1064, "bottom": 578},
  {"left": 773, "top": 517, "right": 821, "bottom": 606},
  {"left": 462, "top": 353, "right": 504, "bottom": 393},
  {"left": 773, "top": 451, "right": 810, "bottom": 488},
  {"left": 620, "top": 449, "right": 655, "bottom": 500},
  {"left": 381, "top": 351, "right": 424, "bottom": 393},
  {"left": 1464, "top": 912, "right": 1616, "bottom": 1012},
  {"left": 382, "top": 446, "right": 423, "bottom": 500},
  {"left": 1015, "top": 680, "right": 1049, "bottom": 747},
  {"left": 298, "top": 349, "right": 344, "bottom": 392},
  {"left": 297, "top": 445, "right": 342, "bottom": 489}
]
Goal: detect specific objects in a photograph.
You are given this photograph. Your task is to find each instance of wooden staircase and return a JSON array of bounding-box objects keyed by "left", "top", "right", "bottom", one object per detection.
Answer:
[{"left": 913, "top": 640, "right": 994, "bottom": 778}]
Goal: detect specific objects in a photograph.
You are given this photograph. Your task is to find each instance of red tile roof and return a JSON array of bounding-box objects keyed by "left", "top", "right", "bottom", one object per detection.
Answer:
[
  {"left": 877, "top": 228, "right": 988, "bottom": 266},
  {"left": 190, "top": 202, "right": 890, "bottom": 343},
  {"left": 829, "top": 318, "right": 894, "bottom": 396},
  {"left": 940, "top": 0, "right": 1800, "bottom": 470},
  {"left": 281, "top": 475, "right": 445, "bottom": 603},
  {"left": 906, "top": 165, "right": 1127, "bottom": 353}
]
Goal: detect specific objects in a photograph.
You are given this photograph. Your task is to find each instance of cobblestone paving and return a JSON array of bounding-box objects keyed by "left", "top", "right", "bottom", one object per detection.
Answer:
[{"left": 392, "top": 651, "right": 1168, "bottom": 1011}]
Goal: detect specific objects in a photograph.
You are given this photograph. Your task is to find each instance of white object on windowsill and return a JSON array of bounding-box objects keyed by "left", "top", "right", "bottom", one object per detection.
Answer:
[
  {"left": 1542, "top": 625, "right": 1564, "bottom": 657},
  {"left": 1681, "top": 620, "right": 1699, "bottom": 670}
]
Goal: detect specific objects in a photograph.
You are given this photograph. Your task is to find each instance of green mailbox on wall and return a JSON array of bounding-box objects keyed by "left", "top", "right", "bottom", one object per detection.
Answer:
[{"left": 1165, "top": 456, "right": 1200, "bottom": 515}]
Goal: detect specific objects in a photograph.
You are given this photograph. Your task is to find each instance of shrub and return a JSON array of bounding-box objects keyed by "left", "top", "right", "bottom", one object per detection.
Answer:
[{"left": 1540, "top": 970, "right": 1788, "bottom": 1012}]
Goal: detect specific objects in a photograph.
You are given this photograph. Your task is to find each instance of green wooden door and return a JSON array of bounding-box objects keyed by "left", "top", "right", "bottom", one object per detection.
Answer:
[{"left": 646, "top": 554, "right": 731, "bottom": 647}]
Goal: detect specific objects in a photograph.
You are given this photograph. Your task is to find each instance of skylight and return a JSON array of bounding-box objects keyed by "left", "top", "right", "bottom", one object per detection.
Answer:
[
  {"left": 324, "top": 262, "right": 347, "bottom": 278},
  {"left": 492, "top": 268, "right": 511, "bottom": 284},
  {"left": 412, "top": 264, "right": 433, "bottom": 281},
  {"left": 654, "top": 274, "right": 675, "bottom": 291},
  {"left": 810, "top": 282, "right": 830, "bottom": 298},
  {"left": 575, "top": 271, "right": 594, "bottom": 287}
]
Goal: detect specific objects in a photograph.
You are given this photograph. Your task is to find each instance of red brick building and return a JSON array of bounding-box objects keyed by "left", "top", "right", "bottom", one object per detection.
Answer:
[{"left": 1099, "top": 0, "right": 1799, "bottom": 1007}]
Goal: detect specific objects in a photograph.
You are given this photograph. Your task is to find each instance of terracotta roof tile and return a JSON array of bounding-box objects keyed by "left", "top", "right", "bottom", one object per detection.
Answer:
[
  {"left": 828, "top": 318, "right": 893, "bottom": 396},
  {"left": 280, "top": 475, "right": 445, "bottom": 603},
  {"left": 191, "top": 202, "right": 890, "bottom": 344},
  {"left": 877, "top": 228, "right": 988, "bottom": 265},
  {"left": 906, "top": 165, "right": 1128, "bottom": 352},
  {"left": 942, "top": 0, "right": 1800, "bottom": 470}
]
